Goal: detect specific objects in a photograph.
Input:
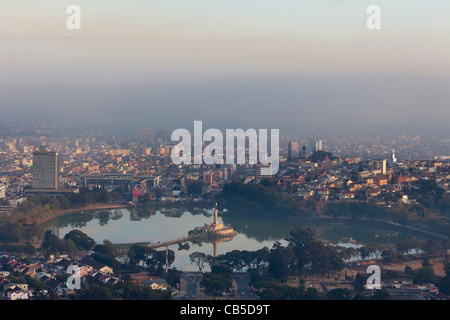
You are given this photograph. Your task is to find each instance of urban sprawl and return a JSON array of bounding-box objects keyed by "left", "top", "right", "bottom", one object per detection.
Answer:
[{"left": 0, "top": 123, "right": 449, "bottom": 300}]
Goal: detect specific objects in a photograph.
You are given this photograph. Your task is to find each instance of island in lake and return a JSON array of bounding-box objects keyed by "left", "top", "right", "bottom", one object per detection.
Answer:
[{"left": 194, "top": 203, "right": 237, "bottom": 238}]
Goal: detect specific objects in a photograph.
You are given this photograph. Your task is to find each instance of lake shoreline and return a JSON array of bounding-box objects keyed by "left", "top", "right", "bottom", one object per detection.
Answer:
[
  {"left": 36, "top": 203, "right": 128, "bottom": 225},
  {"left": 37, "top": 200, "right": 215, "bottom": 226}
]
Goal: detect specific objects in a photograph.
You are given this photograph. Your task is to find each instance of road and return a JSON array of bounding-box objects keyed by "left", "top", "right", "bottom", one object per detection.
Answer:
[
  {"left": 174, "top": 272, "right": 200, "bottom": 300},
  {"left": 234, "top": 273, "right": 257, "bottom": 300},
  {"left": 174, "top": 272, "right": 257, "bottom": 300}
]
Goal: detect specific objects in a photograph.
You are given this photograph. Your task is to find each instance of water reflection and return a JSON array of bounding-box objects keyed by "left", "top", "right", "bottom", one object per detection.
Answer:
[{"left": 44, "top": 205, "right": 433, "bottom": 271}]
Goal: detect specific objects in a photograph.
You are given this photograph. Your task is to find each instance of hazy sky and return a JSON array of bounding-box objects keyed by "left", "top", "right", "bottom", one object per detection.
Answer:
[{"left": 1, "top": 1, "right": 449, "bottom": 134}]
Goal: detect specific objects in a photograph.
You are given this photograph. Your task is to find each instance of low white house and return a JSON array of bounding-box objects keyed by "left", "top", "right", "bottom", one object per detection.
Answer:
[
  {"left": 141, "top": 278, "right": 168, "bottom": 291},
  {"left": 7, "top": 289, "right": 32, "bottom": 300}
]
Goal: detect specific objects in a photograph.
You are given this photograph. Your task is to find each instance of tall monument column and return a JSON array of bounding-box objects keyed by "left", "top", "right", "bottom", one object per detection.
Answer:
[{"left": 214, "top": 203, "right": 219, "bottom": 226}]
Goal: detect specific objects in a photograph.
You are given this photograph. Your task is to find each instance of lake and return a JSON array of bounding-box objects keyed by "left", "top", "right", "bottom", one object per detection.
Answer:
[{"left": 45, "top": 205, "right": 433, "bottom": 271}]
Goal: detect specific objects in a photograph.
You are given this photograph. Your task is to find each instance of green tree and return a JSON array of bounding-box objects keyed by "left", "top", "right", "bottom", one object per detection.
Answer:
[
  {"left": 353, "top": 272, "right": 367, "bottom": 293},
  {"left": 381, "top": 248, "right": 404, "bottom": 263},
  {"left": 309, "top": 242, "right": 331, "bottom": 275},
  {"left": 303, "top": 287, "right": 319, "bottom": 300},
  {"left": 200, "top": 272, "right": 233, "bottom": 296},
  {"left": 414, "top": 266, "right": 435, "bottom": 284},
  {"left": 76, "top": 284, "right": 114, "bottom": 300},
  {"left": 286, "top": 227, "right": 315, "bottom": 273},
  {"left": 64, "top": 230, "right": 96, "bottom": 250},
  {"left": 64, "top": 239, "right": 77, "bottom": 253},
  {"left": 0, "top": 222, "right": 25, "bottom": 243},
  {"left": 268, "top": 242, "right": 296, "bottom": 281},
  {"left": 167, "top": 269, "right": 181, "bottom": 288},
  {"left": 189, "top": 252, "right": 208, "bottom": 272},
  {"left": 437, "top": 259, "right": 450, "bottom": 295},
  {"left": 211, "top": 264, "right": 233, "bottom": 275},
  {"left": 404, "top": 265, "right": 415, "bottom": 276},
  {"left": 128, "top": 245, "right": 174, "bottom": 274},
  {"left": 41, "top": 230, "right": 66, "bottom": 254},
  {"left": 187, "top": 181, "right": 204, "bottom": 197},
  {"left": 17, "top": 242, "right": 36, "bottom": 255},
  {"left": 327, "top": 288, "right": 351, "bottom": 300},
  {"left": 309, "top": 150, "right": 333, "bottom": 163},
  {"left": 94, "top": 239, "right": 118, "bottom": 257}
]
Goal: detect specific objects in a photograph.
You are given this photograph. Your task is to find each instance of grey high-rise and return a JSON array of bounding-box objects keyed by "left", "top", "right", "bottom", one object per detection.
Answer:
[{"left": 32, "top": 146, "right": 59, "bottom": 190}]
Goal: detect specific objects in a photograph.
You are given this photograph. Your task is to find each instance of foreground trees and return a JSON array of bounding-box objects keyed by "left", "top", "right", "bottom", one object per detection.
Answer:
[
  {"left": 200, "top": 264, "right": 234, "bottom": 296},
  {"left": 214, "top": 248, "right": 270, "bottom": 273},
  {"left": 128, "top": 245, "right": 175, "bottom": 275},
  {"left": 206, "top": 227, "right": 344, "bottom": 283},
  {"left": 41, "top": 230, "right": 81, "bottom": 255},
  {"left": 189, "top": 252, "right": 209, "bottom": 272},
  {"left": 269, "top": 227, "right": 344, "bottom": 281},
  {"left": 64, "top": 229, "right": 96, "bottom": 251}
]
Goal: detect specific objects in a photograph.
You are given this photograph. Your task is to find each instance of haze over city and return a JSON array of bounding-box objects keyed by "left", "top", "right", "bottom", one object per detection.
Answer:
[{"left": 1, "top": 0, "right": 449, "bottom": 136}]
